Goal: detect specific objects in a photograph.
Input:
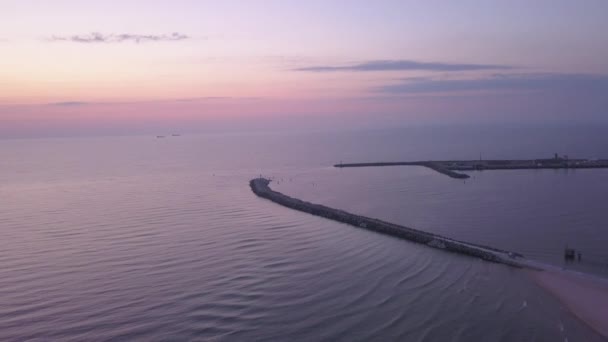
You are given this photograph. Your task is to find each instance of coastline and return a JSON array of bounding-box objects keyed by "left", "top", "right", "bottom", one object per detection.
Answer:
[{"left": 528, "top": 269, "right": 608, "bottom": 339}]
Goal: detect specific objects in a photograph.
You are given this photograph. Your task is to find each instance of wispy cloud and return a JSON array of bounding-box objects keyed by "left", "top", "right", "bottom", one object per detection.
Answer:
[
  {"left": 376, "top": 73, "right": 608, "bottom": 94},
  {"left": 172, "top": 97, "right": 263, "bottom": 103},
  {"left": 174, "top": 97, "right": 232, "bottom": 102},
  {"left": 293, "top": 60, "right": 512, "bottom": 72},
  {"left": 49, "top": 101, "right": 91, "bottom": 106},
  {"left": 42, "top": 97, "right": 261, "bottom": 107},
  {"left": 48, "top": 32, "right": 189, "bottom": 43}
]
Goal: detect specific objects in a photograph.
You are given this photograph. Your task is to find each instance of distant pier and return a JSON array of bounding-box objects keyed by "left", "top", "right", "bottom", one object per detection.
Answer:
[
  {"left": 335, "top": 154, "right": 608, "bottom": 179},
  {"left": 250, "top": 178, "right": 529, "bottom": 268}
]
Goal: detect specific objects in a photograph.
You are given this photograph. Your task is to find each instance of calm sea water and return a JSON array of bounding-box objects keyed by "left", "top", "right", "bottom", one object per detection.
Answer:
[{"left": 1, "top": 125, "right": 607, "bottom": 341}]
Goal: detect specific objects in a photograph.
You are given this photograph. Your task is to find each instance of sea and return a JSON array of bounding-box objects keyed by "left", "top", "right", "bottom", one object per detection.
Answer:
[{"left": 1, "top": 124, "right": 607, "bottom": 341}]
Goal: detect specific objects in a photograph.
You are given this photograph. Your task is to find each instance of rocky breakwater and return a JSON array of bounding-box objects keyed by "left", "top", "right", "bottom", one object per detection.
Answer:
[{"left": 250, "top": 178, "right": 526, "bottom": 268}]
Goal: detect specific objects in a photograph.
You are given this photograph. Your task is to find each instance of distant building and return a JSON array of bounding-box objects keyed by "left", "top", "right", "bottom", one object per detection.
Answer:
[{"left": 535, "top": 153, "right": 566, "bottom": 167}]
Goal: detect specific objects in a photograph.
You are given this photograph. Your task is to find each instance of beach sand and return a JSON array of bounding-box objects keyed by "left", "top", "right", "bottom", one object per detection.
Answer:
[{"left": 529, "top": 269, "right": 608, "bottom": 339}]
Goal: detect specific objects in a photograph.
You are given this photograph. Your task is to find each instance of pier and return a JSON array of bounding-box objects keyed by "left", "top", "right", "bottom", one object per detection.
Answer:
[
  {"left": 250, "top": 178, "right": 529, "bottom": 268},
  {"left": 335, "top": 155, "right": 608, "bottom": 179}
]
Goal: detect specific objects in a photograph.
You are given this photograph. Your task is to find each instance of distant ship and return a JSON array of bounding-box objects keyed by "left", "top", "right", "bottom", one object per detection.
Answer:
[
  {"left": 156, "top": 135, "right": 166, "bottom": 138},
  {"left": 172, "top": 134, "right": 181, "bottom": 137}
]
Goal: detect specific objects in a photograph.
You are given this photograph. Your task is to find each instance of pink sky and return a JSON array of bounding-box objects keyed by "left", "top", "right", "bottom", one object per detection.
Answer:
[{"left": 1, "top": 1, "right": 608, "bottom": 137}]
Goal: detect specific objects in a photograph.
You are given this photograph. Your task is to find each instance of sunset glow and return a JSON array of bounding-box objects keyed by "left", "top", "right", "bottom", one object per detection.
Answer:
[{"left": 2, "top": 1, "right": 607, "bottom": 137}]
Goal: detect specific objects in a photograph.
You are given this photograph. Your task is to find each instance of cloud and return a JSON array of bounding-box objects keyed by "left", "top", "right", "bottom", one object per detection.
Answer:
[
  {"left": 376, "top": 73, "right": 608, "bottom": 94},
  {"left": 41, "top": 97, "right": 261, "bottom": 107},
  {"left": 174, "top": 97, "right": 232, "bottom": 102},
  {"left": 48, "top": 32, "right": 189, "bottom": 43},
  {"left": 175, "top": 96, "right": 262, "bottom": 102},
  {"left": 293, "top": 60, "right": 512, "bottom": 72},
  {"left": 49, "top": 101, "right": 91, "bottom": 106}
]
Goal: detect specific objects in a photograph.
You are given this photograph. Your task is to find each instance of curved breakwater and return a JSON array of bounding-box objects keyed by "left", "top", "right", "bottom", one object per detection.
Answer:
[{"left": 250, "top": 178, "right": 527, "bottom": 268}]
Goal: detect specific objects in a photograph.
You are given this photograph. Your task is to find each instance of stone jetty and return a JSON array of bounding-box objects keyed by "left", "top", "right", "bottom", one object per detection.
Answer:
[{"left": 250, "top": 178, "right": 528, "bottom": 268}]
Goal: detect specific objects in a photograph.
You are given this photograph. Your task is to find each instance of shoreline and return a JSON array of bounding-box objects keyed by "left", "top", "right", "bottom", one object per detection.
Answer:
[{"left": 528, "top": 269, "right": 608, "bottom": 339}]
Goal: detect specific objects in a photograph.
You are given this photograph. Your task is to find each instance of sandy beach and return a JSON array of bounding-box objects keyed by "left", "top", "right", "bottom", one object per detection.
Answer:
[{"left": 529, "top": 269, "right": 608, "bottom": 339}]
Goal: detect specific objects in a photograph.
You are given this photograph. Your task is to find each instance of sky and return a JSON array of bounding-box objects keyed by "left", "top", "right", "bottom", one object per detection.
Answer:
[{"left": 1, "top": 0, "right": 607, "bottom": 137}]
